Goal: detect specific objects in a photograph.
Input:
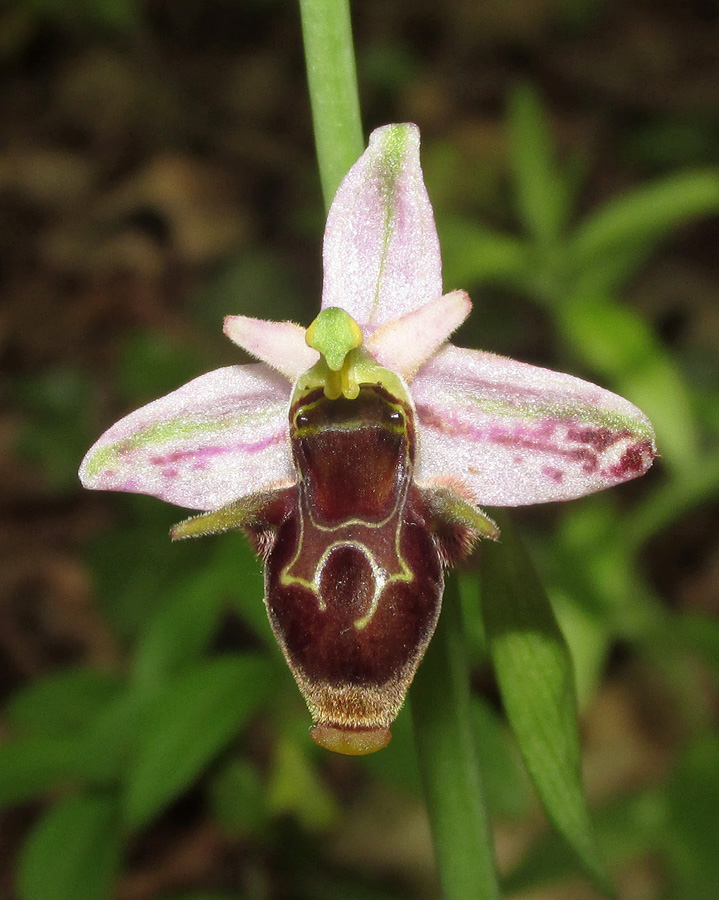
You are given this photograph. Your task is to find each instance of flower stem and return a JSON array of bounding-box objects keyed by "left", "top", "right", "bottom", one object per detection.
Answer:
[
  {"left": 298, "top": 8, "right": 499, "bottom": 896},
  {"left": 298, "top": 0, "right": 364, "bottom": 210},
  {"left": 411, "top": 577, "right": 501, "bottom": 900}
]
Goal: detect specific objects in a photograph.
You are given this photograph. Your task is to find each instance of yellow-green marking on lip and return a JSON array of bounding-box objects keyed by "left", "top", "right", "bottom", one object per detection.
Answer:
[{"left": 311, "top": 723, "right": 392, "bottom": 755}]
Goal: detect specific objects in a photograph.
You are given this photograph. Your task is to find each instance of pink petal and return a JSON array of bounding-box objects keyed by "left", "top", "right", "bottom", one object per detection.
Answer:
[
  {"left": 412, "top": 345, "right": 657, "bottom": 506},
  {"left": 223, "top": 315, "right": 319, "bottom": 380},
  {"left": 321, "top": 123, "right": 443, "bottom": 328},
  {"left": 79, "top": 364, "right": 293, "bottom": 510},
  {"left": 366, "top": 291, "right": 471, "bottom": 379}
]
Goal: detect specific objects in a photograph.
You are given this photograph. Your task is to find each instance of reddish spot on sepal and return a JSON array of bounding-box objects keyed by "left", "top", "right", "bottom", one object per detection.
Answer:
[
  {"left": 608, "top": 439, "right": 657, "bottom": 479},
  {"left": 311, "top": 723, "right": 392, "bottom": 756}
]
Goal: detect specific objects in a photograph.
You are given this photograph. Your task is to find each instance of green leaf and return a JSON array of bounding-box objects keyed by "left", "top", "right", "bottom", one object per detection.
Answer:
[
  {"left": 671, "top": 612, "right": 719, "bottom": 670},
  {"left": 438, "top": 215, "right": 529, "bottom": 289},
  {"left": 480, "top": 513, "right": 613, "bottom": 896},
  {"left": 17, "top": 793, "right": 122, "bottom": 900},
  {"left": 503, "top": 788, "right": 666, "bottom": 895},
  {"left": 87, "top": 498, "right": 187, "bottom": 641},
  {"left": 5, "top": 668, "right": 122, "bottom": 737},
  {"left": 507, "top": 84, "right": 572, "bottom": 246},
  {"left": 411, "top": 577, "right": 501, "bottom": 900},
  {"left": 471, "top": 697, "right": 529, "bottom": 820},
  {"left": 213, "top": 537, "right": 275, "bottom": 646},
  {"left": 0, "top": 737, "right": 86, "bottom": 808},
  {"left": 79, "top": 686, "right": 156, "bottom": 785},
  {"left": 122, "top": 654, "right": 274, "bottom": 830},
  {"left": 360, "top": 705, "right": 421, "bottom": 796},
  {"left": 0, "top": 686, "right": 151, "bottom": 808},
  {"left": 571, "top": 170, "right": 719, "bottom": 269},
  {"left": 573, "top": 240, "right": 656, "bottom": 296},
  {"left": 267, "top": 735, "right": 338, "bottom": 831},
  {"left": 130, "top": 561, "right": 228, "bottom": 690},
  {"left": 208, "top": 758, "right": 267, "bottom": 836},
  {"left": 665, "top": 733, "right": 719, "bottom": 900}
]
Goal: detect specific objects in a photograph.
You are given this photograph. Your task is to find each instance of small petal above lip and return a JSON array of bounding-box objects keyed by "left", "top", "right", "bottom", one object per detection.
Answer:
[
  {"left": 223, "top": 315, "right": 319, "bottom": 380},
  {"left": 321, "top": 123, "right": 443, "bottom": 328},
  {"left": 413, "top": 344, "right": 657, "bottom": 506},
  {"left": 367, "top": 291, "right": 472, "bottom": 379},
  {"left": 79, "top": 364, "right": 294, "bottom": 510}
]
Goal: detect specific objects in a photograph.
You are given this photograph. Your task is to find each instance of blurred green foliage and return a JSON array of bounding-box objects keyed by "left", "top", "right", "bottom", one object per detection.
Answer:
[{"left": 3, "top": 23, "right": 719, "bottom": 897}]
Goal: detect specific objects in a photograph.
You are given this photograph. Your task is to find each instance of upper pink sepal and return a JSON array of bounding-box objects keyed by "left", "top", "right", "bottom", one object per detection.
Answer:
[
  {"left": 412, "top": 345, "right": 657, "bottom": 506},
  {"left": 321, "top": 123, "right": 443, "bottom": 328},
  {"left": 367, "top": 291, "right": 471, "bottom": 379},
  {"left": 223, "top": 315, "right": 319, "bottom": 381},
  {"left": 79, "top": 364, "right": 293, "bottom": 510}
]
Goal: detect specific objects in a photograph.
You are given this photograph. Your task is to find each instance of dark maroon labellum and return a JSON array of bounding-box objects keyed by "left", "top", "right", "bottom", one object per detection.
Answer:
[
  {"left": 264, "top": 385, "right": 444, "bottom": 754},
  {"left": 171, "top": 380, "right": 496, "bottom": 754}
]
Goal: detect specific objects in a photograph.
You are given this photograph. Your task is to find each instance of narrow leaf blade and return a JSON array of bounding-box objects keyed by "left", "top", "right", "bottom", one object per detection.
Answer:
[
  {"left": 480, "top": 513, "right": 613, "bottom": 896},
  {"left": 5, "top": 668, "right": 122, "bottom": 737},
  {"left": 122, "top": 654, "right": 274, "bottom": 829},
  {"left": 130, "top": 562, "right": 228, "bottom": 690},
  {"left": 411, "top": 578, "right": 501, "bottom": 900},
  {"left": 508, "top": 84, "right": 571, "bottom": 245},
  {"left": 18, "top": 793, "right": 122, "bottom": 900},
  {"left": 438, "top": 216, "right": 529, "bottom": 288},
  {"left": 0, "top": 737, "right": 84, "bottom": 809},
  {"left": 571, "top": 170, "right": 719, "bottom": 268},
  {"left": 503, "top": 788, "right": 665, "bottom": 895}
]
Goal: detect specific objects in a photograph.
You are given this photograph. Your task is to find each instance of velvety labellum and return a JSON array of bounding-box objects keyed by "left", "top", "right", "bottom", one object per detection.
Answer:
[
  {"left": 170, "top": 378, "right": 496, "bottom": 754},
  {"left": 267, "top": 385, "right": 444, "bottom": 755},
  {"left": 170, "top": 379, "right": 497, "bottom": 755}
]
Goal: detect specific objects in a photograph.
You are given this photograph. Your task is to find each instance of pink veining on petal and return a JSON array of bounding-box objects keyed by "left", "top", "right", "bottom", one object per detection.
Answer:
[
  {"left": 321, "top": 124, "right": 443, "bottom": 328},
  {"left": 419, "top": 405, "right": 610, "bottom": 479},
  {"left": 147, "top": 430, "right": 287, "bottom": 469}
]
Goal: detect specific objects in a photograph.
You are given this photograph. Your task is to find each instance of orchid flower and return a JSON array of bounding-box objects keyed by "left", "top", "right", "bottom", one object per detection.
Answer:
[{"left": 80, "top": 124, "right": 656, "bottom": 755}]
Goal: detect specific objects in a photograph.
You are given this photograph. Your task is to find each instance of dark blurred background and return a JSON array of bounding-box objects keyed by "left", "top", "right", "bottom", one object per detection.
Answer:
[{"left": 2, "top": 1, "right": 719, "bottom": 899}]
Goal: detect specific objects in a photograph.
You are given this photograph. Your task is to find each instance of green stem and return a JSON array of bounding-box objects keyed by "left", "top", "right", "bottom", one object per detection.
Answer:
[
  {"left": 299, "top": 0, "right": 364, "bottom": 210},
  {"left": 411, "top": 577, "right": 501, "bottom": 900}
]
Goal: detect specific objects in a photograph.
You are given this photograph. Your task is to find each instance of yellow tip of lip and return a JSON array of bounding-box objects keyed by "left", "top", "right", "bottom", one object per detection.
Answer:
[{"left": 311, "top": 723, "right": 392, "bottom": 756}]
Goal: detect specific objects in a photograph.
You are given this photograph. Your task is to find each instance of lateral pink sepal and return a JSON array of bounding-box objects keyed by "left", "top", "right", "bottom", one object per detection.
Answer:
[
  {"left": 79, "top": 364, "right": 294, "bottom": 510},
  {"left": 412, "top": 345, "right": 657, "bottom": 506}
]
